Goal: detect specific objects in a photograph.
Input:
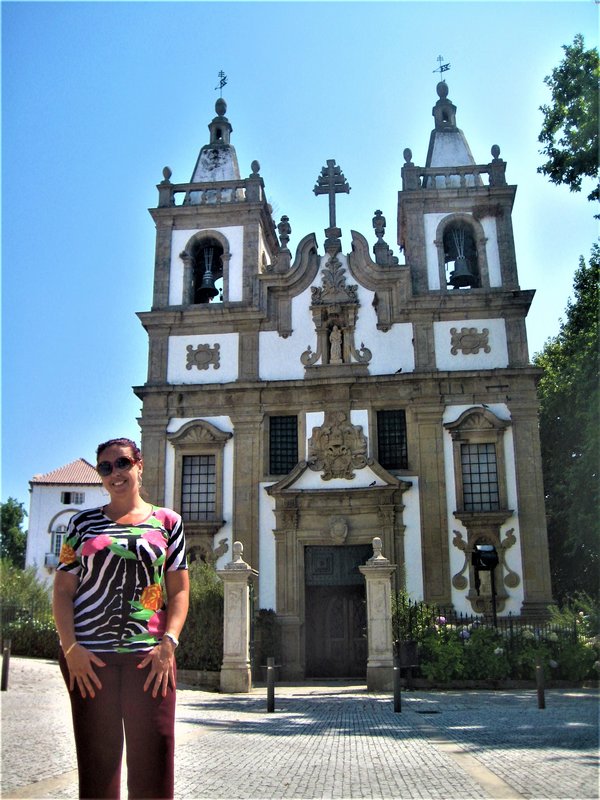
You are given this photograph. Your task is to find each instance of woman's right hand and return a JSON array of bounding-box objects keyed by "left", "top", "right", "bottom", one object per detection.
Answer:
[{"left": 65, "top": 645, "right": 106, "bottom": 698}]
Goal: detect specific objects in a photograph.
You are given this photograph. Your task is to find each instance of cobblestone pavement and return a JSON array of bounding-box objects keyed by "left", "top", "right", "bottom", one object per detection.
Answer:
[{"left": 1, "top": 657, "right": 598, "bottom": 799}]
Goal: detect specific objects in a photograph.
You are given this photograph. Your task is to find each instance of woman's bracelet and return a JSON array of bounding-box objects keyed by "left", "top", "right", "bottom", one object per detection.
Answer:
[{"left": 64, "top": 642, "right": 78, "bottom": 656}]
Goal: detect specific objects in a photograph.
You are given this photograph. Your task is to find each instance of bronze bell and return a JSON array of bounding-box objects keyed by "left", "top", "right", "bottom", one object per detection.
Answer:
[
  {"left": 448, "top": 255, "right": 477, "bottom": 288},
  {"left": 196, "top": 247, "right": 219, "bottom": 303}
]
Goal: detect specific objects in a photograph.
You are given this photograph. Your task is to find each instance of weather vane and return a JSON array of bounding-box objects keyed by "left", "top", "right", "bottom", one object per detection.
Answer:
[
  {"left": 433, "top": 55, "right": 451, "bottom": 78},
  {"left": 215, "top": 70, "right": 228, "bottom": 97}
]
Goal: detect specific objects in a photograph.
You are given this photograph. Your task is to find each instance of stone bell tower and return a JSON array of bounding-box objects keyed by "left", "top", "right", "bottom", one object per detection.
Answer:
[
  {"left": 396, "top": 81, "right": 552, "bottom": 616},
  {"left": 136, "top": 97, "right": 280, "bottom": 561}
]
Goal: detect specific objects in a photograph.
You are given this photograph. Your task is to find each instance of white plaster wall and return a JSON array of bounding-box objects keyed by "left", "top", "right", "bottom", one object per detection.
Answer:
[
  {"left": 167, "top": 333, "right": 239, "bottom": 384},
  {"left": 401, "top": 478, "right": 424, "bottom": 600},
  {"left": 434, "top": 318, "right": 508, "bottom": 370},
  {"left": 259, "top": 288, "right": 314, "bottom": 381},
  {"left": 424, "top": 213, "right": 448, "bottom": 289},
  {"left": 26, "top": 483, "right": 108, "bottom": 584},
  {"left": 480, "top": 217, "right": 502, "bottom": 287},
  {"left": 168, "top": 226, "right": 244, "bottom": 304},
  {"left": 355, "top": 285, "right": 415, "bottom": 374},
  {"left": 165, "top": 416, "right": 234, "bottom": 570},
  {"left": 442, "top": 404, "right": 524, "bottom": 615},
  {"left": 258, "top": 484, "right": 277, "bottom": 610}
]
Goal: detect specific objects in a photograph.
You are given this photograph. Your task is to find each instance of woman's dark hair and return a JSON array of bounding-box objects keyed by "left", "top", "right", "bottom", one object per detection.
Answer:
[{"left": 96, "top": 438, "right": 142, "bottom": 462}]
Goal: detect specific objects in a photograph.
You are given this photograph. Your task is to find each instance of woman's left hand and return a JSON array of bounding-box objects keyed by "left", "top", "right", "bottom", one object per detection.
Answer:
[{"left": 138, "top": 638, "right": 176, "bottom": 697}]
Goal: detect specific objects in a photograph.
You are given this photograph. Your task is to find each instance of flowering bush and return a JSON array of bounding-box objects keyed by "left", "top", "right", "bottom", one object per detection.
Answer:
[{"left": 462, "top": 627, "right": 511, "bottom": 681}]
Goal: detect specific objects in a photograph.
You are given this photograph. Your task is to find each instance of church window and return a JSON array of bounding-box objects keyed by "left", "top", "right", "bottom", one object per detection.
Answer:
[
  {"left": 269, "top": 416, "right": 298, "bottom": 475},
  {"left": 460, "top": 443, "right": 500, "bottom": 511},
  {"left": 443, "top": 222, "right": 479, "bottom": 289},
  {"left": 181, "top": 455, "right": 216, "bottom": 520},
  {"left": 376, "top": 410, "right": 408, "bottom": 470},
  {"left": 192, "top": 238, "right": 224, "bottom": 304}
]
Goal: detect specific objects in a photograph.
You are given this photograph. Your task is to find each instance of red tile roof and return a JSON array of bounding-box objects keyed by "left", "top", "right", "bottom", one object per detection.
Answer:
[{"left": 31, "top": 458, "right": 102, "bottom": 486}]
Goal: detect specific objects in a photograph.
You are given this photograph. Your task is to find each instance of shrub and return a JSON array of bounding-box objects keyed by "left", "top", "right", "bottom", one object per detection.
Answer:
[
  {"left": 3, "top": 618, "right": 59, "bottom": 659},
  {"left": 254, "top": 608, "right": 281, "bottom": 667},
  {"left": 177, "top": 561, "right": 223, "bottom": 671},
  {"left": 462, "top": 626, "right": 511, "bottom": 681},
  {"left": 419, "top": 624, "right": 465, "bottom": 682}
]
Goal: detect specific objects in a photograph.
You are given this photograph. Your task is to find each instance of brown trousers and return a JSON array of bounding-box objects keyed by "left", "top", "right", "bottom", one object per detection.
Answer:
[{"left": 59, "top": 649, "right": 176, "bottom": 799}]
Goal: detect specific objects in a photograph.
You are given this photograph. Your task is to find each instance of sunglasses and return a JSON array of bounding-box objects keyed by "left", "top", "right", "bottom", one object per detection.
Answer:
[{"left": 96, "top": 456, "right": 137, "bottom": 477}]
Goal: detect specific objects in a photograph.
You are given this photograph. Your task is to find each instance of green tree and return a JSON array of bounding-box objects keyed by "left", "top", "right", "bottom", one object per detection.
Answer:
[
  {"left": 534, "top": 244, "right": 600, "bottom": 600},
  {"left": 538, "top": 34, "right": 599, "bottom": 212},
  {"left": 0, "top": 498, "right": 27, "bottom": 568}
]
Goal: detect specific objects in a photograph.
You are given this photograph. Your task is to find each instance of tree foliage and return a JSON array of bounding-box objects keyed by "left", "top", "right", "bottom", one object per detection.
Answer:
[
  {"left": 534, "top": 244, "right": 599, "bottom": 600},
  {"left": 538, "top": 34, "right": 599, "bottom": 212},
  {"left": 0, "top": 498, "right": 27, "bottom": 568}
]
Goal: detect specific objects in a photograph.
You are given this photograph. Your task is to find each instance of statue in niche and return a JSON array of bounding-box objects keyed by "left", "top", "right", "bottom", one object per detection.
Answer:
[{"left": 329, "top": 325, "right": 343, "bottom": 364}]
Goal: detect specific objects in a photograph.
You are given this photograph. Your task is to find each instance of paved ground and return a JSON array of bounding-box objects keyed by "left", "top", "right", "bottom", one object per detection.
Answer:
[{"left": 1, "top": 657, "right": 598, "bottom": 799}]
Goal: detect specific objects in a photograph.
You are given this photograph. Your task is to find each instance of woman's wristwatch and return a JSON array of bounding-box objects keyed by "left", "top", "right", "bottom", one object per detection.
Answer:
[{"left": 163, "top": 632, "right": 179, "bottom": 648}]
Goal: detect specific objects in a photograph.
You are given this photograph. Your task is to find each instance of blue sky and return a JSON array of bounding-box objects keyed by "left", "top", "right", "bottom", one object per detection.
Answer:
[{"left": 2, "top": 0, "right": 598, "bottom": 512}]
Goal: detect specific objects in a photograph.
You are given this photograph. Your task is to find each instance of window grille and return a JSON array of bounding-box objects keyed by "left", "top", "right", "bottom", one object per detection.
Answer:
[
  {"left": 181, "top": 455, "right": 216, "bottom": 520},
  {"left": 461, "top": 443, "right": 500, "bottom": 511},
  {"left": 269, "top": 416, "right": 298, "bottom": 474},
  {"left": 377, "top": 410, "right": 408, "bottom": 470}
]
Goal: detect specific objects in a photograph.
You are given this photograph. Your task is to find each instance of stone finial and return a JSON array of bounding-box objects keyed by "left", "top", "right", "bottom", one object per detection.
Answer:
[
  {"left": 372, "top": 210, "right": 386, "bottom": 241},
  {"left": 491, "top": 144, "right": 501, "bottom": 160},
  {"left": 250, "top": 160, "right": 261, "bottom": 176},
  {"left": 277, "top": 215, "right": 291, "bottom": 249},
  {"left": 403, "top": 148, "right": 413, "bottom": 165},
  {"left": 161, "top": 166, "right": 172, "bottom": 184},
  {"left": 224, "top": 540, "right": 252, "bottom": 570},
  {"left": 215, "top": 97, "right": 227, "bottom": 117},
  {"left": 367, "top": 536, "right": 390, "bottom": 565}
]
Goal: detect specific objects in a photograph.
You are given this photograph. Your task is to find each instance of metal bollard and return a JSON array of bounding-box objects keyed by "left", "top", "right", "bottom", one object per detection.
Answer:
[
  {"left": 1, "top": 639, "right": 12, "bottom": 692},
  {"left": 536, "top": 662, "right": 546, "bottom": 709},
  {"left": 393, "top": 659, "right": 401, "bottom": 713},
  {"left": 266, "top": 656, "right": 275, "bottom": 713}
]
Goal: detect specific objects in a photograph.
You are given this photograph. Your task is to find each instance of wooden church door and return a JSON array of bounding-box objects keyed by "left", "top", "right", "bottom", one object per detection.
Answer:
[{"left": 304, "top": 545, "right": 370, "bottom": 678}]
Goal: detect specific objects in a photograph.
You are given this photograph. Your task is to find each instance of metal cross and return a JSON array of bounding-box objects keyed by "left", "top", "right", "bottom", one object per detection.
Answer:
[
  {"left": 313, "top": 159, "right": 350, "bottom": 229},
  {"left": 433, "top": 55, "right": 451, "bottom": 76},
  {"left": 215, "top": 70, "right": 228, "bottom": 96}
]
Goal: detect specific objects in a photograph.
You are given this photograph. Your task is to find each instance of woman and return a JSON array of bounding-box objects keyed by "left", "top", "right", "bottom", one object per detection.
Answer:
[{"left": 53, "top": 438, "right": 189, "bottom": 800}]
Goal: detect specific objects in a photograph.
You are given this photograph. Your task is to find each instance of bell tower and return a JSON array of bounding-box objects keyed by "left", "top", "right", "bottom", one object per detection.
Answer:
[
  {"left": 136, "top": 95, "right": 280, "bottom": 507},
  {"left": 398, "top": 80, "right": 529, "bottom": 369}
]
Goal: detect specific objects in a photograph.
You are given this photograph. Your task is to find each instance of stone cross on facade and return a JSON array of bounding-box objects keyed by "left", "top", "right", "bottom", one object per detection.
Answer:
[{"left": 313, "top": 159, "right": 350, "bottom": 230}]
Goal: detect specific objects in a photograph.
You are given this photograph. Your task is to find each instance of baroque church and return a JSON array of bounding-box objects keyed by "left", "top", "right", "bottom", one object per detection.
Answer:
[{"left": 134, "top": 81, "right": 553, "bottom": 680}]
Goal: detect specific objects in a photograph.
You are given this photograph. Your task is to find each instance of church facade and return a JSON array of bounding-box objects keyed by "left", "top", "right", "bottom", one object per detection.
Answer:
[{"left": 135, "top": 83, "right": 553, "bottom": 680}]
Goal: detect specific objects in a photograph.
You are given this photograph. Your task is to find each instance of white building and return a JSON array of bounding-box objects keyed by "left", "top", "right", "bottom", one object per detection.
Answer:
[{"left": 26, "top": 459, "right": 106, "bottom": 583}]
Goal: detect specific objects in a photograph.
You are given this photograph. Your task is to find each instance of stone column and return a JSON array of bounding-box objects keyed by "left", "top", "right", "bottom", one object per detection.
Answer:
[
  {"left": 359, "top": 537, "right": 397, "bottom": 691},
  {"left": 217, "top": 542, "right": 258, "bottom": 693}
]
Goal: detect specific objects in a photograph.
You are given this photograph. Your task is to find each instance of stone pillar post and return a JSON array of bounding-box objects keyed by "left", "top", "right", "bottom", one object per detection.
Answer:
[
  {"left": 217, "top": 542, "right": 257, "bottom": 693},
  {"left": 359, "top": 537, "right": 397, "bottom": 691}
]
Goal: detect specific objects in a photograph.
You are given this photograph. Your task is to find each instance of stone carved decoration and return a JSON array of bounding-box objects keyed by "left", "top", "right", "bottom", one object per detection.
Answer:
[
  {"left": 451, "top": 527, "right": 520, "bottom": 614},
  {"left": 277, "top": 215, "right": 291, "bottom": 249},
  {"left": 327, "top": 515, "right": 349, "bottom": 544},
  {"left": 186, "top": 343, "right": 220, "bottom": 370},
  {"left": 329, "top": 326, "right": 343, "bottom": 364},
  {"left": 188, "top": 536, "right": 229, "bottom": 565},
  {"left": 450, "top": 327, "right": 491, "bottom": 355},
  {"left": 311, "top": 256, "right": 358, "bottom": 305},
  {"left": 307, "top": 411, "right": 369, "bottom": 480},
  {"left": 168, "top": 419, "right": 232, "bottom": 447}
]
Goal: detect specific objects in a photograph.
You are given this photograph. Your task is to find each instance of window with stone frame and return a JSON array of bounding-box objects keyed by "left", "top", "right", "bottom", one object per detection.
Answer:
[
  {"left": 269, "top": 415, "right": 299, "bottom": 475},
  {"left": 167, "top": 420, "right": 232, "bottom": 536},
  {"left": 376, "top": 410, "right": 408, "bottom": 470},
  {"left": 444, "top": 407, "right": 510, "bottom": 514}
]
